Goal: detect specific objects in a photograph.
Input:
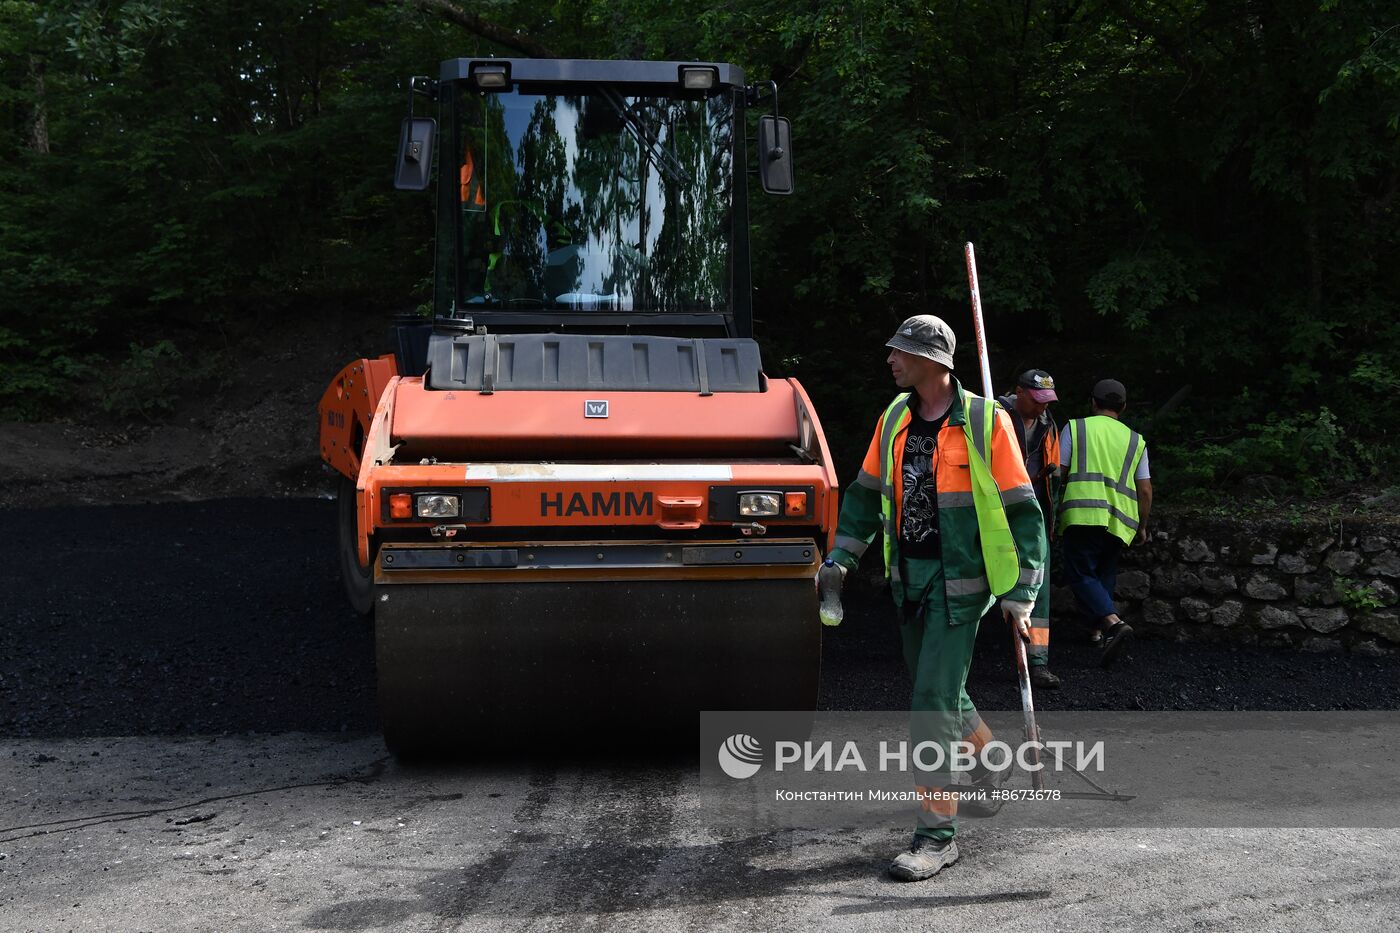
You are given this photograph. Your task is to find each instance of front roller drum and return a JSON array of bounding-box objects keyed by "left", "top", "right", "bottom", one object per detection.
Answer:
[{"left": 375, "top": 578, "right": 820, "bottom": 757}]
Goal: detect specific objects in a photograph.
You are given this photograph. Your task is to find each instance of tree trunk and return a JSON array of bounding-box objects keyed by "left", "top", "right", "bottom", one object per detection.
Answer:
[
  {"left": 1304, "top": 160, "right": 1322, "bottom": 317},
  {"left": 29, "top": 56, "right": 50, "bottom": 154}
]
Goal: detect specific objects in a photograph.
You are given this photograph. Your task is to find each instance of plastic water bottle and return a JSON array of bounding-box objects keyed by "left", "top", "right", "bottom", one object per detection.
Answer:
[{"left": 818, "top": 558, "right": 845, "bottom": 627}]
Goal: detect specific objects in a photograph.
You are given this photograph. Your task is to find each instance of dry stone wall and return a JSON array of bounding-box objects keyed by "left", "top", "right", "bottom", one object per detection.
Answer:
[{"left": 1050, "top": 512, "right": 1400, "bottom": 655}]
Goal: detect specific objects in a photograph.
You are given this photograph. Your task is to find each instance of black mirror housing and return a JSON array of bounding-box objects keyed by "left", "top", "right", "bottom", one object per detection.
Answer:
[
  {"left": 394, "top": 117, "right": 436, "bottom": 191},
  {"left": 757, "top": 115, "right": 793, "bottom": 196}
]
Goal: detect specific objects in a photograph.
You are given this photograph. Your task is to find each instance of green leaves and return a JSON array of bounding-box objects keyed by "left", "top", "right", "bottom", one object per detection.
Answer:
[
  {"left": 0, "top": 0, "right": 1395, "bottom": 499},
  {"left": 1086, "top": 248, "right": 1199, "bottom": 329},
  {"left": 42, "top": 0, "right": 187, "bottom": 68}
]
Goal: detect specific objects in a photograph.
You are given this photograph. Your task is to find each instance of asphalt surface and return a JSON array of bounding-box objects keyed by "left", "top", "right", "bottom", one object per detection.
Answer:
[
  {"left": 3, "top": 499, "right": 1399, "bottom": 740},
  {"left": 4, "top": 734, "right": 1399, "bottom": 932},
  {"left": 4, "top": 499, "right": 1400, "bottom": 931}
]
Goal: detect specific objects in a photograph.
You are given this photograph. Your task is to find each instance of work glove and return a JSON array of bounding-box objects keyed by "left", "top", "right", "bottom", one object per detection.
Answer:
[{"left": 1000, "top": 598, "right": 1034, "bottom": 642}]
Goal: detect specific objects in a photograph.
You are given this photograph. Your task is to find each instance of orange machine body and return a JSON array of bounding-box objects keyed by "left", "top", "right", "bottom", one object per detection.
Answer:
[
  {"left": 317, "top": 354, "right": 398, "bottom": 481},
  {"left": 318, "top": 371, "right": 839, "bottom": 569}
]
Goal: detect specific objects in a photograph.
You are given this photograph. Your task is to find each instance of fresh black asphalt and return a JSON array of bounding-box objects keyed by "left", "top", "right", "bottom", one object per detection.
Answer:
[{"left": 3, "top": 498, "right": 1399, "bottom": 739}]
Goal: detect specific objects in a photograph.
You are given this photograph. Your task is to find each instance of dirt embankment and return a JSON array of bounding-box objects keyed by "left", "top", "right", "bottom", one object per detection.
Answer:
[
  {"left": 0, "top": 309, "right": 390, "bottom": 510},
  {"left": 3, "top": 307, "right": 1397, "bottom": 530}
]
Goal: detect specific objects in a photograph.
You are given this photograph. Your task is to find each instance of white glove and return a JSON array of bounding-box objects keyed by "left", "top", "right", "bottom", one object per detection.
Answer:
[{"left": 1000, "top": 598, "right": 1034, "bottom": 641}]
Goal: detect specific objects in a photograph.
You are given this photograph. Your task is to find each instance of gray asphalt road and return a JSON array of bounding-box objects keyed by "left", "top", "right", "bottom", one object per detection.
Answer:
[
  {"left": 4, "top": 500, "right": 1400, "bottom": 930},
  {"left": 3, "top": 734, "right": 1398, "bottom": 932}
]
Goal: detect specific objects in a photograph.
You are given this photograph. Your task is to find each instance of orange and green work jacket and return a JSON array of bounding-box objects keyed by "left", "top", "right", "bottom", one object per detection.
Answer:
[
  {"left": 997, "top": 394, "right": 1061, "bottom": 532},
  {"left": 1035, "top": 418, "right": 1061, "bottom": 527},
  {"left": 1019, "top": 406, "right": 1058, "bottom": 523},
  {"left": 829, "top": 378, "right": 1048, "bottom": 624}
]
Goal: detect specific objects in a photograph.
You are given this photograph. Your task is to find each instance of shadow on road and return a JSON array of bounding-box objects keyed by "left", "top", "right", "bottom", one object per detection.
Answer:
[
  {"left": 299, "top": 834, "right": 931, "bottom": 928},
  {"left": 830, "top": 889, "right": 1052, "bottom": 914}
]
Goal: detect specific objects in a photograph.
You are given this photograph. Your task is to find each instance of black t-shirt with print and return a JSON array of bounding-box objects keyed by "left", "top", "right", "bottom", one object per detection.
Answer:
[{"left": 899, "top": 405, "right": 950, "bottom": 560}]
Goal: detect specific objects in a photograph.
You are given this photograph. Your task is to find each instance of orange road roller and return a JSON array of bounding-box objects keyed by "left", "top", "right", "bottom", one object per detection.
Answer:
[{"left": 318, "top": 57, "right": 836, "bottom": 755}]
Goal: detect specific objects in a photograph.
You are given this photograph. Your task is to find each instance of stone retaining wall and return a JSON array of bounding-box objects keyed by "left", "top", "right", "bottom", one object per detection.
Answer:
[{"left": 1051, "top": 512, "right": 1400, "bottom": 654}]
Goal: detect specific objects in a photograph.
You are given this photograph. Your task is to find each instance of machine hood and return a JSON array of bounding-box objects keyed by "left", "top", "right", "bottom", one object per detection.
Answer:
[{"left": 389, "top": 376, "right": 804, "bottom": 460}]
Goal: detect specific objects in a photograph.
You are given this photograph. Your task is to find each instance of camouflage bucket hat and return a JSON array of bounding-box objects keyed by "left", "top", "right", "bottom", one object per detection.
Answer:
[{"left": 885, "top": 315, "right": 956, "bottom": 370}]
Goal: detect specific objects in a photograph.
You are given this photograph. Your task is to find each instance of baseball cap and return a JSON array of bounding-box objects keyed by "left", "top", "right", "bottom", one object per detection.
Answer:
[
  {"left": 1017, "top": 369, "right": 1058, "bottom": 403},
  {"left": 885, "top": 315, "right": 956, "bottom": 370},
  {"left": 1093, "top": 378, "right": 1127, "bottom": 407}
]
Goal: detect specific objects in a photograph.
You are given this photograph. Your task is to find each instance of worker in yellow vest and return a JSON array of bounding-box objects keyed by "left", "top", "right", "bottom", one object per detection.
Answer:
[
  {"left": 827, "top": 314, "right": 1047, "bottom": 882},
  {"left": 1056, "top": 378, "right": 1154, "bottom": 667}
]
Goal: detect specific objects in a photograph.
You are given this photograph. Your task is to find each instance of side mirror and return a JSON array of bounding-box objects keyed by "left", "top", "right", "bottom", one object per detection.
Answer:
[
  {"left": 757, "top": 115, "right": 793, "bottom": 195},
  {"left": 394, "top": 117, "right": 436, "bottom": 191}
]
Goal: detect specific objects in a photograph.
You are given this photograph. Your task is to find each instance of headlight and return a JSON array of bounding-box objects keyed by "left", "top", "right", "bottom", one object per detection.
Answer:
[
  {"left": 471, "top": 63, "right": 509, "bottom": 89},
  {"left": 680, "top": 66, "right": 717, "bottom": 90},
  {"left": 737, "top": 492, "right": 781, "bottom": 517},
  {"left": 416, "top": 494, "right": 461, "bottom": 518}
]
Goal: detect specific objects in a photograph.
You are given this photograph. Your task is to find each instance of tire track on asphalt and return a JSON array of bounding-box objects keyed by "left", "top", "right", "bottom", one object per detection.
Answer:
[
  {"left": 547, "top": 764, "right": 680, "bottom": 926},
  {"left": 428, "top": 767, "right": 558, "bottom": 932}
]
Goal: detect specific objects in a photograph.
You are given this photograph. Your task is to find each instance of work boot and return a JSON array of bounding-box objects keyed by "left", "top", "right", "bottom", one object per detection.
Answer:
[
  {"left": 1099, "top": 621, "right": 1133, "bottom": 668},
  {"left": 888, "top": 835, "right": 960, "bottom": 881},
  {"left": 959, "top": 766, "right": 1011, "bottom": 817},
  {"left": 1030, "top": 666, "right": 1062, "bottom": 689}
]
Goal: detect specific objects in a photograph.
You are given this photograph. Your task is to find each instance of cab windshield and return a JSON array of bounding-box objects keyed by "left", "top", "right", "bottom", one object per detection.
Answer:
[{"left": 449, "top": 86, "right": 733, "bottom": 313}]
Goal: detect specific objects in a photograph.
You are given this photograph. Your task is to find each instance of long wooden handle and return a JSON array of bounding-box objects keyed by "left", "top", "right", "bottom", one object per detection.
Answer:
[
  {"left": 1012, "top": 627, "right": 1046, "bottom": 790},
  {"left": 968, "top": 240, "right": 1046, "bottom": 790},
  {"left": 964, "top": 242, "right": 995, "bottom": 400}
]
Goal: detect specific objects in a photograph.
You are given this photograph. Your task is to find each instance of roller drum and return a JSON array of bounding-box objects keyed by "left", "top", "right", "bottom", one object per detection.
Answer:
[{"left": 375, "top": 577, "right": 821, "bottom": 756}]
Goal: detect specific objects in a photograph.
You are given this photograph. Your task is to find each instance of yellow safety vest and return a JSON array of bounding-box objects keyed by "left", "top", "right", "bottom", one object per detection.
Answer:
[
  {"left": 876, "top": 393, "right": 1021, "bottom": 597},
  {"left": 1058, "top": 416, "right": 1145, "bottom": 545}
]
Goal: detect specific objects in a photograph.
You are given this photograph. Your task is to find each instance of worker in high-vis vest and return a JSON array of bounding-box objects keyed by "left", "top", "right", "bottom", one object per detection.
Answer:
[
  {"left": 826, "top": 315, "right": 1047, "bottom": 883},
  {"left": 1056, "top": 378, "right": 1154, "bottom": 668},
  {"left": 997, "top": 369, "right": 1062, "bottom": 689}
]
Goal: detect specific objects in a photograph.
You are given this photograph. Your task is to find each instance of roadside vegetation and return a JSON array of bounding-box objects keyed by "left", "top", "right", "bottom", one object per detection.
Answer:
[{"left": 2, "top": 0, "right": 1397, "bottom": 503}]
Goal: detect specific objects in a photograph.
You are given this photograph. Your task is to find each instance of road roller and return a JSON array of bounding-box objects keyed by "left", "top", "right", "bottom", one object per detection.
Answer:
[{"left": 317, "top": 57, "right": 837, "bottom": 756}]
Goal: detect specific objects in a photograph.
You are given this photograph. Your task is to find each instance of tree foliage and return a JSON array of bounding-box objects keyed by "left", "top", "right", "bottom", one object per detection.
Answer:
[{"left": 2, "top": 0, "right": 1397, "bottom": 495}]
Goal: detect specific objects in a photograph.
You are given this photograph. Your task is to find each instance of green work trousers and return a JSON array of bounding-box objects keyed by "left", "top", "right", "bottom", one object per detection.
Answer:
[
  {"left": 897, "top": 558, "right": 990, "bottom": 842},
  {"left": 1029, "top": 546, "right": 1051, "bottom": 667}
]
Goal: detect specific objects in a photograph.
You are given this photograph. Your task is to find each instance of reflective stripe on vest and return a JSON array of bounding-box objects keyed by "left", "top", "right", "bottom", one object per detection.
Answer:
[
  {"left": 875, "top": 392, "right": 1022, "bottom": 597},
  {"left": 876, "top": 394, "right": 910, "bottom": 586},
  {"left": 1058, "top": 416, "right": 1144, "bottom": 545},
  {"left": 964, "top": 396, "right": 1021, "bottom": 597}
]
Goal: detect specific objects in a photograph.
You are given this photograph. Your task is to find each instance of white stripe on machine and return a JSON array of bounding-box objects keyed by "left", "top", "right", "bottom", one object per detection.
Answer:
[{"left": 463, "top": 463, "right": 735, "bottom": 482}]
